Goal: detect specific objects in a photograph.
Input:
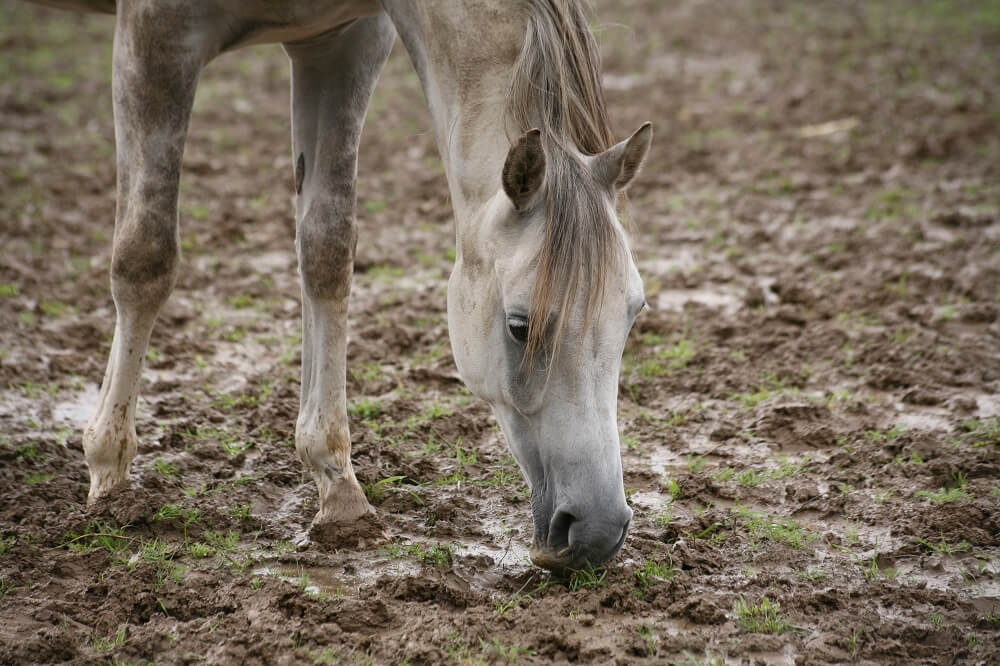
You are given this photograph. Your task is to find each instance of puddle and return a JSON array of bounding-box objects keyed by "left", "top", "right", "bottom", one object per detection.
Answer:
[
  {"left": 656, "top": 287, "right": 742, "bottom": 314},
  {"left": 641, "top": 249, "right": 701, "bottom": 275},
  {"left": 870, "top": 388, "right": 1000, "bottom": 427},
  {"left": 888, "top": 560, "right": 980, "bottom": 595},
  {"left": 52, "top": 382, "right": 99, "bottom": 426},
  {"left": 640, "top": 430, "right": 722, "bottom": 479},
  {"left": 628, "top": 490, "right": 669, "bottom": 514},
  {"left": 0, "top": 382, "right": 101, "bottom": 433},
  {"left": 644, "top": 444, "right": 687, "bottom": 478},
  {"left": 251, "top": 540, "right": 429, "bottom": 598},
  {"left": 252, "top": 564, "right": 361, "bottom": 598},
  {"left": 639, "top": 247, "right": 745, "bottom": 314},
  {"left": 0, "top": 389, "right": 40, "bottom": 425},
  {"left": 603, "top": 73, "right": 645, "bottom": 91},
  {"left": 870, "top": 394, "right": 955, "bottom": 432},
  {"left": 892, "top": 409, "right": 952, "bottom": 432},
  {"left": 975, "top": 393, "right": 1000, "bottom": 418},
  {"left": 455, "top": 512, "right": 532, "bottom": 571},
  {"left": 821, "top": 518, "right": 897, "bottom": 551},
  {"left": 250, "top": 535, "right": 530, "bottom": 600},
  {"left": 249, "top": 487, "right": 536, "bottom": 598}
]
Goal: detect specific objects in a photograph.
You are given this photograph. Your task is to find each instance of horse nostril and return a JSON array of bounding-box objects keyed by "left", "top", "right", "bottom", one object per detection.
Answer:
[
  {"left": 615, "top": 518, "right": 630, "bottom": 551},
  {"left": 547, "top": 508, "right": 577, "bottom": 552}
]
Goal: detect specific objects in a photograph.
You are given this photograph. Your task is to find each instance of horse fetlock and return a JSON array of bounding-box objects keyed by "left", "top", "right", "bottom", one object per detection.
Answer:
[
  {"left": 296, "top": 422, "right": 371, "bottom": 523},
  {"left": 82, "top": 415, "right": 137, "bottom": 503},
  {"left": 295, "top": 417, "right": 348, "bottom": 463}
]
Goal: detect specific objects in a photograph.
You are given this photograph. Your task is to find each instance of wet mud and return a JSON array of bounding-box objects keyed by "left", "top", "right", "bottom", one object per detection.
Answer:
[{"left": 1, "top": 0, "right": 998, "bottom": 663}]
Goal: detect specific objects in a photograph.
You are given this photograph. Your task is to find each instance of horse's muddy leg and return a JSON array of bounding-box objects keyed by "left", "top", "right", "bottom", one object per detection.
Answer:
[
  {"left": 284, "top": 15, "right": 395, "bottom": 526},
  {"left": 84, "top": 7, "right": 213, "bottom": 502}
]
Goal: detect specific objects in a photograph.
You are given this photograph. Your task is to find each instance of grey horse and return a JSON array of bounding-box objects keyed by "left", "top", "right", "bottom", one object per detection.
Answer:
[{"left": 27, "top": 0, "right": 652, "bottom": 571}]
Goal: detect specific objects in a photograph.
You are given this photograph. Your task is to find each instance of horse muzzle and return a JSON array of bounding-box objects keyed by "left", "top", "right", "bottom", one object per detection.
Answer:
[{"left": 529, "top": 504, "right": 632, "bottom": 572}]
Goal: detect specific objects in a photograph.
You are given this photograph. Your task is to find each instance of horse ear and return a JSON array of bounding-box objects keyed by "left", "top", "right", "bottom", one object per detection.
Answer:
[
  {"left": 502, "top": 128, "right": 546, "bottom": 210},
  {"left": 593, "top": 122, "right": 652, "bottom": 191}
]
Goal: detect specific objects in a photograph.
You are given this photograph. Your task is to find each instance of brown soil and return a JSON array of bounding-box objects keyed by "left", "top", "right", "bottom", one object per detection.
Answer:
[{"left": 1, "top": 1, "right": 998, "bottom": 664}]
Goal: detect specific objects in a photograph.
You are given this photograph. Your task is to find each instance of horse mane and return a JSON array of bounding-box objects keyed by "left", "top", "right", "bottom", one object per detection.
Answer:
[{"left": 505, "top": 0, "right": 623, "bottom": 364}]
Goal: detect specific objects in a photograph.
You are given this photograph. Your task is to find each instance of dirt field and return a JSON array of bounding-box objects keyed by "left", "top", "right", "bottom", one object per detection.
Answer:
[{"left": 1, "top": 1, "right": 999, "bottom": 664}]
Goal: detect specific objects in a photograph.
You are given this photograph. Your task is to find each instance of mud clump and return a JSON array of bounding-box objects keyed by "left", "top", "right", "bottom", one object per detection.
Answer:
[{"left": 309, "top": 514, "right": 388, "bottom": 551}]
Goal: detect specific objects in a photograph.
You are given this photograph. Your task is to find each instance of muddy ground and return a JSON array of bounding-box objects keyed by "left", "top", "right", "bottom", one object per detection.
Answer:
[{"left": 1, "top": 1, "right": 999, "bottom": 664}]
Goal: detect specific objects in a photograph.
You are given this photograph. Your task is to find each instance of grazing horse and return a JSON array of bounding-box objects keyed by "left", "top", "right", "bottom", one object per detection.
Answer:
[{"left": 28, "top": 0, "right": 652, "bottom": 571}]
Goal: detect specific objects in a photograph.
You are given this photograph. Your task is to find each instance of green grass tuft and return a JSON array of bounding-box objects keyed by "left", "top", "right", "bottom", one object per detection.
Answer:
[{"left": 733, "top": 596, "right": 790, "bottom": 634}]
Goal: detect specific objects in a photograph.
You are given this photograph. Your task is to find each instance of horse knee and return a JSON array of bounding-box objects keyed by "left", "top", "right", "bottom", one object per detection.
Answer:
[
  {"left": 297, "top": 201, "right": 356, "bottom": 301},
  {"left": 110, "top": 209, "right": 179, "bottom": 305}
]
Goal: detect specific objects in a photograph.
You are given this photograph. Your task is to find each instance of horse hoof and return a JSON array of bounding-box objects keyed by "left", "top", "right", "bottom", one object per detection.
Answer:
[{"left": 315, "top": 473, "right": 374, "bottom": 525}]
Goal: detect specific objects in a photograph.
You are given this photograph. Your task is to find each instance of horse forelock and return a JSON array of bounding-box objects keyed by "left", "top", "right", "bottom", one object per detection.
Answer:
[
  {"left": 529, "top": 150, "right": 625, "bottom": 364},
  {"left": 505, "top": 0, "right": 623, "bottom": 364}
]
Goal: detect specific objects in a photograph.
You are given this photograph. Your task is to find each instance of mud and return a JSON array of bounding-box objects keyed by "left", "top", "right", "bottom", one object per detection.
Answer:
[{"left": 1, "top": 0, "right": 998, "bottom": 664}]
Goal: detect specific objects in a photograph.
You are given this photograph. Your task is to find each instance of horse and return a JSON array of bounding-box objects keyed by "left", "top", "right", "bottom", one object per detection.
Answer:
[{"left": 26, "top": 0, "right": 652, "bottom": 572}]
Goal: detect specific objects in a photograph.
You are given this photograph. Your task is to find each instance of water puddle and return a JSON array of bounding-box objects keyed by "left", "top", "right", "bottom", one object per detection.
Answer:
[
  {"left": 0, "top": 388, "right": 40, "bottom": 426},
  {"left": 892, "top": 410, "right": 952, "bottom": 432},
  {"left": 251, "top": 562, "right": 386, "bottom": 599},
  {"left": 52, "top": 382, "right": 99, "bottom": 426},
  {"left": 603, "top": 72, "right": 645, "bottom": 91},
  {"left": 656, "top": 287, "right": 742, "bottom": 314},
  {"left": 250, "top": 532, "right": 533, "bottom": 601},
  {"left": 641, "top": 249, "right": 743, "bottom": 314},
  {"left": 870, "top": 393, "right": 954, "bottom": 432},
  {"left": 644, "top": 445, "right": 686, "bottom": 478},
  {"left": 454, "top": 513, "right": 532, "bottom": 572},
  {"left": 868, "top": 387, "right": 1000, "bottom": 428},
  {"left": 821, "top": 518, "right": 897, "bottom": 551},
  {"left": 627, "top": 490, "right": 667, "bottom": 512},
  {"left": 250, "top": 540, "right": 427, "bottom": 598},
  {"left": 643, "top": 432, "right": 716, "bottom": 478},
  {"left": 974, "top": 393, "right": 1000, "bottom": 418},
  {"left": 641, "top": 248, "right": 702, "bottom": 275},
  {"left": 249, "top": 485, "right": 536, "bottom": 598}
]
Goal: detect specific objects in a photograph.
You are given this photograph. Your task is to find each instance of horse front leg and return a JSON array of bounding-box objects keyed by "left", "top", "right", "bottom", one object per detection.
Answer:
[
  {"left": 84, "top": 6, "right": 213, "bottom": 502},
  {"left": 284, "top": 14, "right": 395, "bottom": 525}
]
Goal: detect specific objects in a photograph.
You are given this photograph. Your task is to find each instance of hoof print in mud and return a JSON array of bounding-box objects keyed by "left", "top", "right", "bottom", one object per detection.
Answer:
[{"left": 383, "top": 572, "right": 474, "bottom": 608}]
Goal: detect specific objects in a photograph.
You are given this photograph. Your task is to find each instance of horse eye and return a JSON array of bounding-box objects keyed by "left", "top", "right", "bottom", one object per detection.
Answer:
[{"left": 507, "top": 315, "right": 529, "bottom": 344}]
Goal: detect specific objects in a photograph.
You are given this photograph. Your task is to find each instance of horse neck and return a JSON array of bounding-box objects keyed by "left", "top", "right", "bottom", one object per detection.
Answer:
[{"left": 385, "top": 0, "right": 528, "bottom": 221}]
